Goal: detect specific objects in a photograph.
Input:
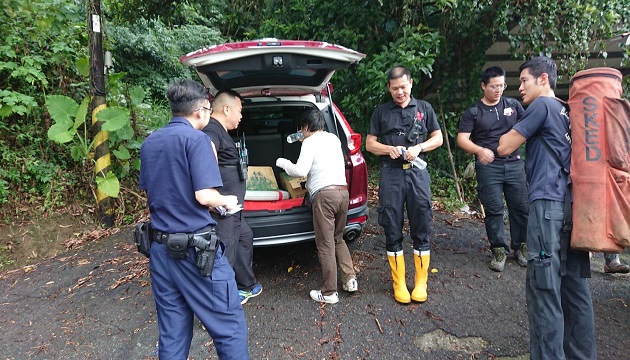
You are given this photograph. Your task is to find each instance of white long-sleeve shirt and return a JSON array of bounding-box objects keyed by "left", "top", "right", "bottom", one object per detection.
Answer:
[{"left": 276, "top": 131, "right": 347, "bottom": 196}]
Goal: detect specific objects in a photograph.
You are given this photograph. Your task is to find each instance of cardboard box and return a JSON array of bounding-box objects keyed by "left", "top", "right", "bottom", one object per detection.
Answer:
[
  {"left": 278, "top": 172, "right": 308, "bottom": 199},
  {"left": 246, "top": 166, "right": 279, "bottom": 191}
]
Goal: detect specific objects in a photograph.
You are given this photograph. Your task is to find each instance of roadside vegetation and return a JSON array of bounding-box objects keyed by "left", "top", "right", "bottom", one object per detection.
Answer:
[{"left": 1, "top": 0, "right": 629, "bottom": 270}]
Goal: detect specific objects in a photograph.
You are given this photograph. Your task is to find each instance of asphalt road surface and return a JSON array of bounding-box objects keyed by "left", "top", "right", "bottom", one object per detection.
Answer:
[{"left": 1, "top": 207, "right": 629, "bottom": 359}]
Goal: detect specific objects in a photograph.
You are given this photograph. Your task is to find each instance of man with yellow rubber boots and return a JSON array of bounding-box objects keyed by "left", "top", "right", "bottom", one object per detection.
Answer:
[{"left": 366, "top": 66, "right": 443, "bottom": 304}]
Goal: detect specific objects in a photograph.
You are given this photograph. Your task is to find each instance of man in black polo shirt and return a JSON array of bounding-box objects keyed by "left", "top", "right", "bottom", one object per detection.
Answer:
[
  {"left": 457, "top": 66, "right": 529, "bottom": 272},
  {"left": 366, "top": 66, "right": 443, "bottom": 304},
  {"left": 202, "top": 89, "right": 262, "bottom": 305}
]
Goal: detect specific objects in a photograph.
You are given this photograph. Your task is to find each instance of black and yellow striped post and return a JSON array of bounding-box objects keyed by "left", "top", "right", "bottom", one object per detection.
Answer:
[
  {"left": 89, "top": 0, "right": 114, "bottom": 228},
  {"left": 92, "top": 104, "right": 114, "bottom": 227}
]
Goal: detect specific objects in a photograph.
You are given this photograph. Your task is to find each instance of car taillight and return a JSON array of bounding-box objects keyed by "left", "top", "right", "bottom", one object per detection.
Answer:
[
  {"left": 348, "top": 215, "right": 367, "bottom": 224},
  {"left": 349, "top": 133, "right": 362, "bottom": 155}
]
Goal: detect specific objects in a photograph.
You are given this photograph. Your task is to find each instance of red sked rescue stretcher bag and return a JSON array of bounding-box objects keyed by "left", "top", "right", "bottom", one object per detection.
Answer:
[{"left": 568, "top": 67, "right": 630, "bottom": 252}]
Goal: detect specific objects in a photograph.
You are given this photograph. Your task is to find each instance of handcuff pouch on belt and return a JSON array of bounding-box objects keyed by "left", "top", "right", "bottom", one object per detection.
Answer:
[
  {"left": 133, "top": 221, "right": 153, "bottom": 258},
  {"left": 166, "top": 233, "right": 190, "bottom": 259}
]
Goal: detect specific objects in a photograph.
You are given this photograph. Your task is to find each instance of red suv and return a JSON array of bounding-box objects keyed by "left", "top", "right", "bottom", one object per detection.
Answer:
[{"left": 180, "top": 39, "right": 368, "bottom": 246}]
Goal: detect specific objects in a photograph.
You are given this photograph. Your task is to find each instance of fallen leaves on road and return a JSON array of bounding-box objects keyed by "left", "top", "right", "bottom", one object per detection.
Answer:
[
  {"left": 425, "top": 310, "right": 443, "bottom": 321},
  {"left": 109, "top": 258, "right": 150, "bottom": 290},
  {"left": 351, "top": 251, "right": 375, "bottom": 272},
  {"left": 64, "top": 227, "right": 121, "bottom": 250},
  {"left": 375, "top": 318, "right": 383, "bottom": 333}
]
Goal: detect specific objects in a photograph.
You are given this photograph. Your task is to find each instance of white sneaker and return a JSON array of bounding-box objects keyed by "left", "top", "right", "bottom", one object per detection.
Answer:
[
  {"left": 342, "top": 278, "right": 358, "bottom": 292},
  {"left": 309, "top": 290, "right": 339, "bottom": 304}
]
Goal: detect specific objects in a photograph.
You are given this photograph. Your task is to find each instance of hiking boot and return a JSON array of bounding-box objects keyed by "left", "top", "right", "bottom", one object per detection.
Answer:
[
  {"left": 239, "top": 283, "right": 263, "bottom": 305},
  {"left": 309, "top": 290, "right": 339, "bottom": 304},
  {"left": 604, "top": 254, "right": 630, "bottom": 274},
  {"left": 515, "top": 243, "right": 528, "bottom": 267},
  {"left": 489, "top": 247, "right": 507, "bottom": 272},
  {"left": 342, "top": 278, "right": 358, "bottom": 292}
]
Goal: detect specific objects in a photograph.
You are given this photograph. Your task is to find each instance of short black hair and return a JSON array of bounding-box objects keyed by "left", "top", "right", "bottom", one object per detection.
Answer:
[
  {"left": 167, "top": 79, "right": 209, "bottom": 116},
  {"left": 481, "top": 66, "right": 506, "bottom": 84},
  {"left": 387, "top": 66, "right": 411, "bottom": 84},
  {"left": 213, "top": 89, "right": 243, "bottom": 104},
  {"left": 519, "top": 56, "right": 558, "bottom": 90},
  {"left": 300, "top": 109, "right": 325, "bottom": 132}
]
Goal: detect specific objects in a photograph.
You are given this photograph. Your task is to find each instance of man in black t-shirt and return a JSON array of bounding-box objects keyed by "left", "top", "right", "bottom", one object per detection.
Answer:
[
  {"left": 202, "top": 89, "right": 262, "bottom": 305},
  {"left": 457, "top": 66, "right": 529, "bottom": 272}
]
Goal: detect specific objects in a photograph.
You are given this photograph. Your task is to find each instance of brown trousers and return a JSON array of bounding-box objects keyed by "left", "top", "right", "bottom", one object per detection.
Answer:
[{"left": 312, "top": 188, "right": 356, "bottom": 295}]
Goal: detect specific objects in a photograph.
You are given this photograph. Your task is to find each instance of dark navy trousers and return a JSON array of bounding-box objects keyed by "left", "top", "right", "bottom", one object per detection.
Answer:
[
  {"left": 525, "top": 200, "right": 595, "bottom": 360},
  {"left": 377, "top": 163, "right": 432, "bottom": 252},
  {"left": 475, "top": 160, "right": 529, "bottom": 252},
  {"left": 149, "top": 243, "right": 249, "bottom": 359}
]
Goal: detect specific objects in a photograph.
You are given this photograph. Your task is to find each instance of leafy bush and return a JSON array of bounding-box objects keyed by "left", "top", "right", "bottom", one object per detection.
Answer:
[{"left": 107, "top": 19, "right": 225, "bottom": 100}]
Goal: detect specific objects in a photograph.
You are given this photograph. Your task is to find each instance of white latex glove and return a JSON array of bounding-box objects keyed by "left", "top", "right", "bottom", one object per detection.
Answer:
[{"left": 276, "top": 158, "right": 290, "bottom": 169}]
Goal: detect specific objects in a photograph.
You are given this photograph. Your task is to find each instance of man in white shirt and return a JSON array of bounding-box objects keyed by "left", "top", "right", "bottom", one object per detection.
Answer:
[{"left": 276, "top": 109, "right": 357, "bottom": 304}]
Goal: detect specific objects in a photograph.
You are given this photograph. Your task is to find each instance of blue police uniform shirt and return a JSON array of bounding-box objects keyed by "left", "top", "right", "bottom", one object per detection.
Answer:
[
  {"left": 368, "top": 96, "right": 440, "bottom": 163},
  {"left": 139, "top": 117, "right": 222, "bottom": 233},
  {"left": 512, "top": 96, "right": 571, "bottom": 203},
  {"left": 458, "top": 97, "right": 525, "bottom": 161}
]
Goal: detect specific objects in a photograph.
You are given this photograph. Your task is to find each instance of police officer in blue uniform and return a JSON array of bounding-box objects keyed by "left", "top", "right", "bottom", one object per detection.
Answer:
[
  {"left": 139, "top": 79, "right": 249, "bottom": 359},
  {"left": 366, "top": 66, "right": 443, "bottom": 304}
]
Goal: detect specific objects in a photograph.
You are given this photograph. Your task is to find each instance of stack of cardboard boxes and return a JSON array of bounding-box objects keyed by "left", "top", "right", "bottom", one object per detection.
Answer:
[{"left": 246, "top": 166, "right": 307, "bottom": 199}]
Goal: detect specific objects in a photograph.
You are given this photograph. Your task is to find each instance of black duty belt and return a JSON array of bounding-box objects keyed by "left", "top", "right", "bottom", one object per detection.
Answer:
[
  {"left": 152, "top": 226, "right": 214, "bottom": 244},
  {"left": 494, "top": 155, "right": 520, "bottom": 161},
  {"left": 219, "top": 164, "right": 238, "bottom": 168},
  {"left": 381, "top": 162, "right": 415, "bottom": 170}
]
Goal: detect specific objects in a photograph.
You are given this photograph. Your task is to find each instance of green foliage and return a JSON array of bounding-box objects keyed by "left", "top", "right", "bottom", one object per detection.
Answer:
[
  {"left": 509, "top": 1, "right": 630, "bottom": 76},
  {"left": 104, "top": 0, "right": 224, "bottom": 28},
  {"left": 106, "top": 19, "right": 224, "bottom": 99},
  {"left": 46, "top": 94, "right": 127, "bottom": 198},
  {"left": 0, "top": 0, "right": 89, "bottom": 213}
]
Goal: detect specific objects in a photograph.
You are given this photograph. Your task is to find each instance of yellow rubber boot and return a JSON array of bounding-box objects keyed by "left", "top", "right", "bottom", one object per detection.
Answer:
[
  {"left": 411, "top": 250, "right": 430, "bottom": 303},
  {"left": 387, "top": 251, "right": 411, "bottom": 304}
]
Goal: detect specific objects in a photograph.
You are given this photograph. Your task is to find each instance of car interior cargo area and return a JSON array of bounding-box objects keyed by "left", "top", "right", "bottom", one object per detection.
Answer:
[{"left": 230, "top": 103, "right": 313, "bottom": 204}]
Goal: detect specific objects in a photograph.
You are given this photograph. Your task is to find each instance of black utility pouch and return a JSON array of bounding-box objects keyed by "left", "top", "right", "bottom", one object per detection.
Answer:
[
  {"left": 166, "top": 233, "right": 189, "bottom": 259},
  {"left": 534, "top": 257, "right": 554, "bottom": 290},
  {"left": 133, "top": 221, "right": 153, "bottom": 258}
]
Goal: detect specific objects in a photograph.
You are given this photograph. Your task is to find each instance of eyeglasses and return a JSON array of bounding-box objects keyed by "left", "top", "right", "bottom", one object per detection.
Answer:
[
  {"left": 195, "top": 106, "right": 213, "bottom": 114},
  {"left": 488, "top": 83, "right": 508, "bottom": 91}
]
